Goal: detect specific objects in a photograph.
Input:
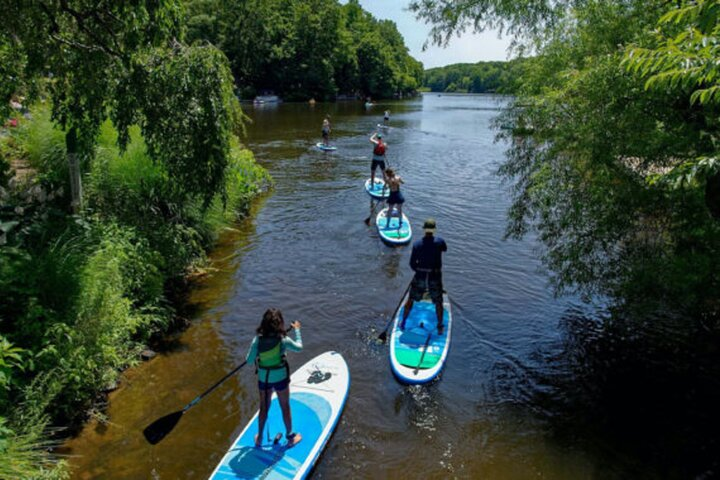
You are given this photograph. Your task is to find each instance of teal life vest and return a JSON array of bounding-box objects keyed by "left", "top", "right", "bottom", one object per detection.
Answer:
[{"left": 256, "top": 335, "right": 290, "bottom": 383}]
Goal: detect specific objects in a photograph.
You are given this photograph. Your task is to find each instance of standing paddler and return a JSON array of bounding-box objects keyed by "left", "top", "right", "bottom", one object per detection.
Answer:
[
  {"left": 321, "top": 115, "right": 331, "bottom": 146},
  {"left": 245, "top": 308, "right": 303, "bottom": 448},
  {"left": 401, "top": 219, "right": 448, "bottom": 334},
  {"left": 369, "top": 132, "right": 387, "bottom": 192}
]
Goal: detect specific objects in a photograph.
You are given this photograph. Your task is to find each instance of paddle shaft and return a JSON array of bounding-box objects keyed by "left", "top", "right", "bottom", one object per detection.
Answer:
[
  {"left": 414, "top": 333, "right": 433, "bottom": 375},
  {"left": 183, "top": 360, "right": 247, "bottom": 412},
  {"left": 182, "top": 326, "right": 296, "bottom": 412},
  {"left": 378, "top": 278, "right": 413, "bottom": 341}
]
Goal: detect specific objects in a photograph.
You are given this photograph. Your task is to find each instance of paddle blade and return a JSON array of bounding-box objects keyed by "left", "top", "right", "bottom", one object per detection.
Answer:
[
  {"left": 364, "top": 216, "right": 371, "bottom": 225},
  {"left": 378, "top": 330, "right": 388, "bottom": 342},
  {"left": 143, "top": 410, "right": 184, "bottom": 445}
]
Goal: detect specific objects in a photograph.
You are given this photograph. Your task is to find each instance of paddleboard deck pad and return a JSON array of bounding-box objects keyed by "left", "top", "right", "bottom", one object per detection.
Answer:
[
  {"left": 376, "top": 207, "right": 412, "bottom": 244},
  {"left": 390, "top": 292, "right": 452, "bottom": 384},
  {"left": 210, "top": 351, "right": 350, "bottom": 480},
  {"left": 316, "top": 143, "right": 337, "bottom": 151},
  {"left": 365, "top": 178, "right": 389, "bottom": 199}
]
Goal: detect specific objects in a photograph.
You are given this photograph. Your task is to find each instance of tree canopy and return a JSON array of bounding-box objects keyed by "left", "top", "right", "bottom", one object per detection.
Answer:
[
  {"left": 413, "top": 0, "right": 720, "bottom": 320},
  {"left": 185, "top": 0, "right": 423, "bottom": 100},
  {"left": 423, "top": 59, "right": 527, "bottom": 93}
]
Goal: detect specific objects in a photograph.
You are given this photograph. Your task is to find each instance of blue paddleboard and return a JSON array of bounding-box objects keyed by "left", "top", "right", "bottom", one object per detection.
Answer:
[
  {"left": 376, "top": 207, "right": 412, "bottom": 245},
  {"left": 210, "top": 351, "right": 350, "bottom": 480},
  {"left": 365, "top": 178, "right": 389, "bottom": 199},
  {"left": 390, "top": 292, "right": 452, "bottom": 384}
]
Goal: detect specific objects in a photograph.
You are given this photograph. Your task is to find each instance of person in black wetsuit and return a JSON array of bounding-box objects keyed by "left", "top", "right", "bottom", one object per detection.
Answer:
[{"left": 401, "top": 218, "right": 448, "bottom": 333}]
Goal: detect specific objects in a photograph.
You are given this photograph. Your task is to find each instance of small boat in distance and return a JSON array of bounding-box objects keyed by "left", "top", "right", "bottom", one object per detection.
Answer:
[{"left": 254, "top": 94, "right": 281, "bottom": 104}]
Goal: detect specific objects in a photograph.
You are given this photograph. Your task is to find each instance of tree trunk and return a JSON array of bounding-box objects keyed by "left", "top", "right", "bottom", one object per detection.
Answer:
[{"left": 66, "top": 127, "right": 83, "bottom": 214}]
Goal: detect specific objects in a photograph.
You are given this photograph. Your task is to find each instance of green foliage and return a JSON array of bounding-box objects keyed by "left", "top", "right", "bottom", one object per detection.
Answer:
[
  {"left": 625, "top": 0, "right": 720, "bottom": 106},
  {"left": 184, "top": 0, "right": 423, "bottom": 99},
  {"left": 416, "top": 0, "right": 720, "bottom": 319},
  {"left": 0, "top": 106, "right": 268, "bottom": 464},
  {"left": 423, "top": 59, "right": 528, "bottom": 93},
  {"left": 1, "top": 1, "right": 182, "bottom": 153},
  {"left": 0, "top": 417, "right": 68, "bottom": 480},
  {"left": 0, "top": 337, "right": 24, "bottom": 394},
  {"left": 408, "top": 0, "right": 571, "bottom": 49},
  {"left": 114, "top": 44, "right": 244, "bottom": 206}
]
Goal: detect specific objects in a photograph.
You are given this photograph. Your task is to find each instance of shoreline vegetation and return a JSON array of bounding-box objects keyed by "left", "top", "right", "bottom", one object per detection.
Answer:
[
  {"left": 0, "top": 105, "right": 270, "bottom": 478},
  {"left": 422, "top": 59, "right": 527, "bottom": 94}
]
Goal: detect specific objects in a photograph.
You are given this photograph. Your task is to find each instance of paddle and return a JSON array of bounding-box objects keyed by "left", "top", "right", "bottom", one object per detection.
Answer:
[
  {"left": 143, "top": 325, "right": 298, "bottom": 444},
  {"left": 378, "top": 278, "right": 413, "bottom": 343},
  {"left": 413, "top": 333, "right": 433, "bottom": 375},
  {"left": 364, "top": 198, "right": 385, "bottom": 225},
  {"left": 143, "top": 360, "right": 248, "bottom": 444}
]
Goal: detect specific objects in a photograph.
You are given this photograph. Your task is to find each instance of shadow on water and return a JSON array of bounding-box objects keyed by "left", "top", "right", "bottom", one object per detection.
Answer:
[{"left": 484, "top": 309, "right": 720, "bottom": 479}]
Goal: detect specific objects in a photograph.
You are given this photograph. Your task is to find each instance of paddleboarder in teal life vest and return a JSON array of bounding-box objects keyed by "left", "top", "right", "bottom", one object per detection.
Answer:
[
  {"left": 246, "top": 308, "right": 303, "bottom": 447},
  {"left": 370, "top": 132, "right": 387, "bottom": 192},
  {"left": 321, "top": 116, "right": 331, "bottom": 146},
  {"left": 401, "top": 219, "right": 448, "bottom": 333}
]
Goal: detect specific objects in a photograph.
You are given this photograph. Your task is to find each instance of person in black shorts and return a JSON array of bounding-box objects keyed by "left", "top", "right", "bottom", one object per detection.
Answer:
[{"left": 401, "top": 219, "right": 448, "bottom": 333}]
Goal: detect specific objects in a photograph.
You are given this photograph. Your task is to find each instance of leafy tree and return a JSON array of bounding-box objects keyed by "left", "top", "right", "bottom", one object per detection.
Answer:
[
  {"left": 1, "top": 1, "right": 243, "bottom": 209},
  {"left": 413, "top": 0, "right": 720, "bottom": 320},
  {"left": 184, "top": 0, "right": 423, "bottom": 99}
]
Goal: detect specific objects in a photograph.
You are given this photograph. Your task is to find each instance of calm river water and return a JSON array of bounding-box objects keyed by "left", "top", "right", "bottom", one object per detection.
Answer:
[{"left": 62, "top": 94, "right": 694, "bottom": 479}]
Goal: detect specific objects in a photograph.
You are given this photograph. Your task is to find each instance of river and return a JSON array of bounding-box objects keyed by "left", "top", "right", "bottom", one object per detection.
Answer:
[{"left": 62, "top": 94, "right": 680, "bottom": 479}]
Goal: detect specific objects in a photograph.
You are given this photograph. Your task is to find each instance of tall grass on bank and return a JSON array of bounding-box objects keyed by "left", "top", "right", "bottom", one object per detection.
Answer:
[{"left": 0, "top": 106, "right": 270, "bottom": 478}]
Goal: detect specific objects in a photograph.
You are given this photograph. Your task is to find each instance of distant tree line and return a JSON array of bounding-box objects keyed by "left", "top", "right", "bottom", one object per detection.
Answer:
[
  {"left": 185, "top": 0, "right": 424, "bottom": 100},
  {"left": 423, "top": 59, "right": 527, "bottom": 94}
]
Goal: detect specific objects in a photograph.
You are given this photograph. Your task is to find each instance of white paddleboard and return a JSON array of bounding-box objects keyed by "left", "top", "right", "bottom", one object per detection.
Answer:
[
  {"left": 209, "top": 351, "right": 350, "bottom": 480},
  {"left": 390, "top": 291, "right": 452, "bottom": 384},
  {"left": 376, "top": 207, "right": 412, "bottom": 245},
  {"left": 316, "top": 143, "right": 337, "bottom": 151},
  {"left": 365, "top": 178, "right": 389, "bottom": 199}
]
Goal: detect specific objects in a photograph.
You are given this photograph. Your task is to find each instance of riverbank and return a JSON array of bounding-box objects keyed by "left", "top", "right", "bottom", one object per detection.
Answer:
[{"left": 0, "top": 107, "right": 270, "bottom": 479}]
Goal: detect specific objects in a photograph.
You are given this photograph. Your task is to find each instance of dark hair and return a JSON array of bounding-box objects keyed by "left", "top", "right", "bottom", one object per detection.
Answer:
[
  {"left": 385, "top": 168, "right": 395, "bottom": 176},
  {"left": 257, "top": 308, "right": 286, "bottom": 337}
]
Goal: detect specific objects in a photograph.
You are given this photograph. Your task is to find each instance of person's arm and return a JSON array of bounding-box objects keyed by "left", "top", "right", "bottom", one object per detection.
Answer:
[
  {"left": 409, "top": 245, "right": 418, "bottom": 271},
  {"left": 245, "top": 336, "right": 258, "bottom": 364},
  {"left": 283, "top": 322, "right": 303, "bottom": 352},
  {"left": 370, "top": 133, "right": 378, "bottom": 144},
  {"left": 441, "top": 239, "right": 448, "bottom": 253}
]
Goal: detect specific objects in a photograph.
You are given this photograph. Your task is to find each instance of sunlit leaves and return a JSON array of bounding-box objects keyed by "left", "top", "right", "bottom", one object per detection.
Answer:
[{"left": 625, "top": 0, "right": 720, "bottom": 107}]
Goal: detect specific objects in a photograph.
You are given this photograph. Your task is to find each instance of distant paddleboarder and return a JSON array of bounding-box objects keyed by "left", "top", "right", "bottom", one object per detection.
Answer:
[
  {"left": 383, "top": 110, "right": 390, "bottom": 125},
  {"left": 401, "top": 219, "right": 447, "bottom": 334},
  {"left": 246, "top": 308, "right": 303, "bottom": 447},
  {"left": 369, "top": 132, "right": 387, "bottom": 190},
  {"left": 321, "top": 115, "right": 331, "bottom": 146}
]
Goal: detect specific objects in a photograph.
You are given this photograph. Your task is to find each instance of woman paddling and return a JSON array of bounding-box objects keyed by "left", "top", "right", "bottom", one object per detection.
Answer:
[
  {"left": 245, "top": 308, "right": 303, "bottom": 447},
  {"left": 385, "top": 168, "right": 405, "bottom": 229}
]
